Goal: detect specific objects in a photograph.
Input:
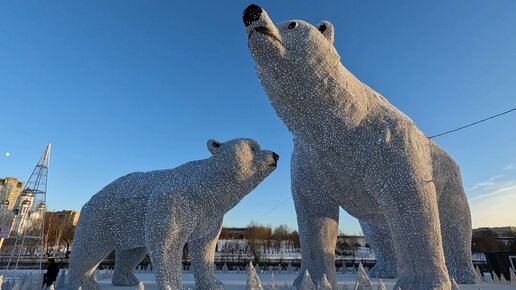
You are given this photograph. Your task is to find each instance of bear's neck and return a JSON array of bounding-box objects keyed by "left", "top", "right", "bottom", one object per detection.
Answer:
[
  {"left": 198, "top": 160, "right": 264, "bottom": 216},
  {"left": 260, "top": 62, "right": 372, "bottom": 144}
]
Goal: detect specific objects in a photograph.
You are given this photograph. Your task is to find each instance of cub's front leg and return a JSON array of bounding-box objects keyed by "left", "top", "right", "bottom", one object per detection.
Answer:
[
  {"left": 145, "top": 196, "right": 194, "bottom": 290},
  {"left": 189, "top": 219, "right": 224, "bottom": 290}
]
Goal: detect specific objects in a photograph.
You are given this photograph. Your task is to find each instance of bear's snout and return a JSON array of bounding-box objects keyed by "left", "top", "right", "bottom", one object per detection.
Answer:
[
  {"left": 270, "top": 152, "right": 280, "bottom": 167},
  {"left": 243, "top": 4, "right": 262, "bottom": 26}
]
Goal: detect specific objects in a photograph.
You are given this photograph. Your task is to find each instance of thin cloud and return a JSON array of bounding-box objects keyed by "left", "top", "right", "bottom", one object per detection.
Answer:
[
  {"left": 504, "top": 163, "right": 515, "bottom": 171},
  {"left": 469, "top": 183, "right": 516, "bottom": 202},
  {"left": 467, "top": 174, "right": 506, "bottom": 192}
]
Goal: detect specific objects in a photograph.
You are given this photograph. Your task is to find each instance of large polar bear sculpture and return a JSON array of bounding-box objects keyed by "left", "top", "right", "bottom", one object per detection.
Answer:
[
  {"left": 68, "top": 138, "right": 279, "bottom": 290},
  {"left": 243, "top": 4, "right": 478, "bottom": 290}
]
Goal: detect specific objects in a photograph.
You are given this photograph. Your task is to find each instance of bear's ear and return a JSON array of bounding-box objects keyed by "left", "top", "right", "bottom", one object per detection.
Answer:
[
  {"left": 207, "top": 139, "right": 222, "bottom": 154},
  {"left": 317, "top": 21, "right": 334, "bottom": 44}
]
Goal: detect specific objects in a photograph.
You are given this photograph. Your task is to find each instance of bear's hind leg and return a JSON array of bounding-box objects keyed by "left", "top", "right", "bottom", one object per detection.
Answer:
[
  {"left": 360, "top": 220, "right": 399, "bottom": 278},
  {"left": 380, "top": 184, "right": 450, "bottom": 290},
  {"left": 112, "top": 247, "right": 148, "bottom": 286},
  {"left": 371, "top": 138, "right": 451, "bottom": 290},
  {"left": 68, "top": 205, "right": 115, "bottom": 290},
  {"left": 436, "top": 163, "right": 479, "bottom": 284},
  {"left": 69, "top": 245, "right": 112, "bottom": 290}
]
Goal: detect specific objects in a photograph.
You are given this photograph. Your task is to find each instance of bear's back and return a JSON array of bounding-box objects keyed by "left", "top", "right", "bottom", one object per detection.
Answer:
[
  {"left": 87, "top": 170, "right": 172, "bottom": 207},
  {"left": 87, "top": 160, "right": 211, "bottom": 207}
]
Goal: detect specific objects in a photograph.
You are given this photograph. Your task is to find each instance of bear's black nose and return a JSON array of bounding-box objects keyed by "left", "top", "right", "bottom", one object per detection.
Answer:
[
  {"left": 272, "top": 152, "right": 280, "bottom": 162},
  {"left": 243, "top": 4, "right": 262, "bottom": 26}
]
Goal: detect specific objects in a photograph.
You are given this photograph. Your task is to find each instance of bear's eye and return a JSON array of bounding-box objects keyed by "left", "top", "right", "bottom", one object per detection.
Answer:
[
  {"left": 319, "top": 24, "right": 327, "bottom": 33},
  {"left": 288, "top": 22, "right": 297, "bottom": 29}
]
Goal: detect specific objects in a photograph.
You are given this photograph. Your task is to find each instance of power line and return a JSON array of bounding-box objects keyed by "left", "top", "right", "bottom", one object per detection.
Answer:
[
  {"left": 429, "top": 107, "right": 516, "bottom": 139},
  {"left": 255, "top": 197, "right": 290, "bottom": 222}
]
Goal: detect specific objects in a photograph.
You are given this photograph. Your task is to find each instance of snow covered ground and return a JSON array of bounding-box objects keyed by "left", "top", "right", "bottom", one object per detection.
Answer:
[
  {"left": 0, "top": 270, "right": 513, "bottom": 289},
  {"left": 95, "top": 273, "right": 515, "bottom": 290}
]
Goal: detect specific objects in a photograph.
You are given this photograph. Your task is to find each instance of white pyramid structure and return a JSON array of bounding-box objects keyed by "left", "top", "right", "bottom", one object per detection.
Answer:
[
  {"left": 299, "top": 270, "right": 315, "bottom": 290},
  {"left": 356, "top": 263, "right": 372, "bottom": 290},
  {"left": 491, "top": 271, "right": 500, "bottom": 283},
  {"left": 137, "top": 282, "right": 145, "bottom": 290},
  {"left": 474, "top": 265, "right": 483, "bottom": 281},
  {"left": 450, "top": 277, "right": 460, "bottom": 290},
  {"left": 500, "top": 273, "right": 509, "bottom": 284},
  {"left": 222, "top": 263, "right": 229, "bottom": 274},
  {"left": 268, "top": 272, "right": 279, "bottom": 290},
  {"left": 287, "top": 264, "right": 294, "bottom": 274},
  {"left": 317, "top": 274, "right": 331, "bottom": 290},
  {"left": 510, "top": 267, "right": 516, "bottom": 285},
  {"left": 247, "top": 262, "right": 264, "bottom": 290},
  {"left": 376, "top": 279, "right": 386, "bottom": 290}
]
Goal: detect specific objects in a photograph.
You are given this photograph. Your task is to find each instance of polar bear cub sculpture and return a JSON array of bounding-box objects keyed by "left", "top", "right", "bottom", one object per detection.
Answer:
[
  {"left": 68, "top": 138, "right": 279, "bottom": 290},
  {"left": 244, "top": 4, "right": 477, "bottom": 290}
]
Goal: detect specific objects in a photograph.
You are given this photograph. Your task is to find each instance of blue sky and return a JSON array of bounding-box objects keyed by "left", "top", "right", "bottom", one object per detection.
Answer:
[{"left": 1, "top": 1, "right": 515, "bottom": 234}]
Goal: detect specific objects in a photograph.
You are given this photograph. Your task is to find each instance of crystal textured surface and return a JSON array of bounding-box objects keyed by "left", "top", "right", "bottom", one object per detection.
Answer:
[
  {"left": 244, "top": 5, "right": 477, "bottom": 290},
  {"left": 68, "top": 138, "right": 278, "bottom": 290}
]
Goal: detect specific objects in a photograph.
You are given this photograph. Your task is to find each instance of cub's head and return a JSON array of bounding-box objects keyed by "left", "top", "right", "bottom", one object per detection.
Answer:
[
  {"left": 243, "top": 4, "right": 339, "bottom": 80},
  {"left": 207, "top": 138, "right": 279, "bottom": 182}
]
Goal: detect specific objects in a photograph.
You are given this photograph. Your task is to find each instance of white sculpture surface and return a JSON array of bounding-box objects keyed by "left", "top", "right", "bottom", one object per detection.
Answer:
[
  {"left": 68, "top": 138, "right": 278, "bottom": 290},
  {"left": 243, "top": 4, "right": 478, "bottom": 290}
]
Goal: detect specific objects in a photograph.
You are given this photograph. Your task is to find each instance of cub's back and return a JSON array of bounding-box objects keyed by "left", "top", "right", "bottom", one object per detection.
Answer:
[{"left": 86, "top": 170, "right": 174, "bottom": 208}]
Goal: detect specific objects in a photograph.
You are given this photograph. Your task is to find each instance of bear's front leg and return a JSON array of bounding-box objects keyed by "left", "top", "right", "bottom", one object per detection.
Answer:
[
  {"left": 146, "top": 201, "right": 192, "bottom": 290},
  {"left": 147, "top": 225, "right": 189, "bottom": 290},
  {"left": 291, "top": 148, "right": 339, "bottom": 290},
  {"left": 189, "top": 221, "right": 224, "bottom": 290},
  {"left": 293, "top": 192, "right": 339, "bottom": 290}
]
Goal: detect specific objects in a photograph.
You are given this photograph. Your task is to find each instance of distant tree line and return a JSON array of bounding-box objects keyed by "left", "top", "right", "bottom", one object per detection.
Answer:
[
  {"left": 43, "top": 213, "right": 76, "bottom": 257},
  {"left": 472, "top": 229, "right": 516, "bottom": 252}
]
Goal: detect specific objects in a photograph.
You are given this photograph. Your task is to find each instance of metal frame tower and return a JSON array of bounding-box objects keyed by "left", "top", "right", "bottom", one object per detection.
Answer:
[{"left": 4, "top": 144, "right": 51, "bottom": 272}]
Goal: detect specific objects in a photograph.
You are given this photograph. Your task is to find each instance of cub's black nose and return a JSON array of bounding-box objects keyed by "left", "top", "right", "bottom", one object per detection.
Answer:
[
  {"left": 272, "top": 152, "right": 280, "bottom": 162},
  {"left": 243, "top": 4, "right": 262, "bottom": 26}
]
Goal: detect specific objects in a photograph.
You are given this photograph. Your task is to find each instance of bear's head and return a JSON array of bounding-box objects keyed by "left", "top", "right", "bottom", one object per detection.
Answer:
[
  {"left": 243, "top": 4, "right": 354, "bottom": 136},
  {"left": 207, "top": 138, "right": 279, "bottom": 182},
  {"left": 243, "top": 4, "right": 339, "bottom": 85}
]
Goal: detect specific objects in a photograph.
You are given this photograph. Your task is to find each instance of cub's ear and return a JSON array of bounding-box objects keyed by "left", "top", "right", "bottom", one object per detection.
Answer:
[
  {"left": 318, "top": 21, "right": 334, "bottom": 44},
  {"left": 207, "top": 139, "right": 222, "bottom": 154}
]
